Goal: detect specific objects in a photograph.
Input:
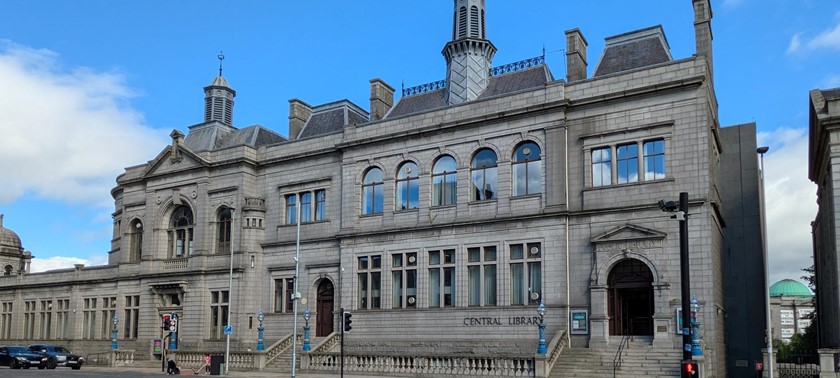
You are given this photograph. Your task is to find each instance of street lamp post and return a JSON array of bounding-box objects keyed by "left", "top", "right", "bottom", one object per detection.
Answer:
[
  {"left": 225, "top": 207, "right": 236, "bottom": 376},
  {"left": 111, "top": 315, "right": 119, "bottom": 350},
  {"left": 537, "top": 300, "right": 547, "bottom": 355},
  {"left": 690, "top": 295, "right": 702, "bottom": 357},
  {"left": 256, "top": 310, "right": 265, "bottom": 351},
  {"left": 757, "top": 146, "right": 773, "bottom": 378},
  {"left": 302, "top": 307, "right": 311, "bottom": 352},
  {"left": 658, "top": 192, "right": 692, "bottom": 363}
]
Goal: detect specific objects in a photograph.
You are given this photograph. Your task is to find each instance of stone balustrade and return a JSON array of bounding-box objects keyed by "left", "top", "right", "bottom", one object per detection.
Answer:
[{"left": 110, "top": 349, "right": 136, "bottom": 367}]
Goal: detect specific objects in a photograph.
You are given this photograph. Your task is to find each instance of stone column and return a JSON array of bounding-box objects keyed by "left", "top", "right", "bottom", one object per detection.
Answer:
[{"left": 589, "top": 285, "right": 609, "bottom": 347}]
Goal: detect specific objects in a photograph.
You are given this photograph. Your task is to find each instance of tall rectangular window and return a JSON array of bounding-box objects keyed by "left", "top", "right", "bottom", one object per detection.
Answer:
[
  {"left": 286, "top": 194, "right": 297, "bottom": 224},
  {"left": 274, "top": 278, "right": 295, "bottom": 313},
  {"left": 510, "top": 243, "right": 542, "bottom": 305},
  {"left": 300, "top": 192, "right": 312, "bottom": 223},
  {"left": 23, "top": 300, "right": 36, "bottom": 339},
  {"left": 39, "top": 300, "right": 53, "bottom": 339},
  {"left": 391, "top": 252, "right": 418, "bottom": 309},
  {"left": 210, "top": 290, "right": 229, "bottom": 339},
  {"left": 592, "top": 147, "right": 612, "bottom": 187},
  {"left": 101, "top": 297, "right": 116, "bottom": 340},
  {"left": 429, "top": 249, "right": 455, "bottom": 307},
  {"left": 315, "top": 190, "right": 326, "bottom": 221},
  {"left": 56, "top": 299, "right": 70, "bottom": 339},
  {"left": 468, "top": 246, "right": 497, "bottom": 306},
  {"left": 643, "top": 139, "right": 665, "bottom": 180},
  {"left": 616, "top": 143, "right": 639, "bottom": 184},
  {"left": 83, "top": 298, "right": 97, "bottom": 339},
  {"left": 0, "top": 302, "right": 12, "bottom": 339},
  {"left": 357, "top": 255, "right": 382, "bottom": 309},
  {"left": 124, "top": 295, "right": 140, "bottom": 339}
]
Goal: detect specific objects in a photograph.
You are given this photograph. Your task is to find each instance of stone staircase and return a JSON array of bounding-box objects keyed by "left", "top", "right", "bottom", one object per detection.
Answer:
[{"left": 551, "top": 340, "right": 681, "bottom": 377}]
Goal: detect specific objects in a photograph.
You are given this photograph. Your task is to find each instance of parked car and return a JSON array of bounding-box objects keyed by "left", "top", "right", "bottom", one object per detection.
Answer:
[
  {"left": 28, "top": 344, "right": 83, "bottom": 370},
  {"left": 0, "top": 345, "right": 48, "bottom": 369}
]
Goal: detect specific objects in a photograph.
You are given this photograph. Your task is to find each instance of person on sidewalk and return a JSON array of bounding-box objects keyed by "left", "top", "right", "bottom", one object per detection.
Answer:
[
  {"left": 192, "top": 353, "right": 211, "bottom": 375},
  {"left": 166, "top": 351, "right": 180, "bottom": 375}
]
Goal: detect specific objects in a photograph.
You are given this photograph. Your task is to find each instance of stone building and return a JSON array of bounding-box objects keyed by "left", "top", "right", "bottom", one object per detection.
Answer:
[
  {"left": 809, "top": 87, "right": 840, "bottom": 350},
  {"left": 768, "top": 279, "right": 814, "bottom": 342},
  {"left": 0, "top": 1, "right": 767, "bottom": 376}
]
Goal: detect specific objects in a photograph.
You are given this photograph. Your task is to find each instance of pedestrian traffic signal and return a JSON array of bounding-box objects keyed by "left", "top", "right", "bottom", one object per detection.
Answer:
[
  {"left": 681, "top": 359, "right": 699, "bottom": 377},
  {"left": 162, "top": 314, "right": 171, "bottom": 330},
  {"left": 343, "top": 311, "right": 352, "bottom": 332}
]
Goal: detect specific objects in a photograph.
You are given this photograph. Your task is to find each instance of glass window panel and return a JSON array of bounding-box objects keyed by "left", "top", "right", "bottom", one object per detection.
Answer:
[
  {"left": 527, "top": 160, "right": 541, "bottom": 194},
  {"left": 358, "top": 273, "right": 368, "bottom": 309},
  {"left": 358, "top": 257, "right": 368, "bottom": 270},
  {"left": 429, "top": 269, "right": 441, "bottom": 307},
  {"left": 468, "top": 266, "right": 481, "bottom": 306},
  {"left": 315, "top": 190, "right": 326, "bottom": 221},
  {"left": 468, "top": 247, "right": 481, "bottom": 262},
  {"left": 371, "top": 272, "right": 381, "bottom": 309},
  {"left": 513, "top": 164, "right": 526, "bottom": 196},
  {"left": 372, "top": 256, "right": 382, "bottom": 269},
  {"left": 511, "top": 263, "right": 524, "bottom": 305},
  {"left": 300, "top": 192, "right": 312, "bottom": 222},
  {"left": 392, "top": 271, "right": 403, "bottom": 308},
  {"left": 407, "top": 270, "right": 417, "bottom": 307},
  {"left": 429, "top": 251, "right": 440, "bottom": 265},
  {"left": 485, "top": 246, "right": 496, "bottom": 261},
  {"left": 444, "top": 250, "right": 455, "bottom": 264},
  {"left": 392, "top": 254, "right": 402, "bottom": 267},
  {"left": 407, "top": 253, "right": 417, "bottom": 267},
  {"left": 529, "top": 262, "right": 542, "bottom": 304},
  {"left": 443, "top": 267, "right": 454, "bottom": 307},
  {"left": 510, "top": 244, "right": 524, "bottom": 260},
  {"left": 484, "top": 264, "right": 497, "bottom": 306}
]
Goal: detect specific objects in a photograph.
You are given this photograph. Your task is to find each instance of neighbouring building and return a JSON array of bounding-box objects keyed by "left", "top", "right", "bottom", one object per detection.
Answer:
[
  {"left": 768, "top": 279, "right": 814, "bottom": 342},
  {"left": 0, "top": 1, "right": 767, "bottom": 376},
  {"left": 809, "top": 87, "right": 840, "bottom": 350}
]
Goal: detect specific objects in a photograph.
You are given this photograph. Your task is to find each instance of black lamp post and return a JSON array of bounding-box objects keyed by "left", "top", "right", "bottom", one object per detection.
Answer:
[{"left": 111, "top": 315, "right": 119, "bottom": 350}]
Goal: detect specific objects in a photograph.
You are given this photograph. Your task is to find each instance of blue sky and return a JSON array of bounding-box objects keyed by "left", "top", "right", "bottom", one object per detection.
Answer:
[{"left": 0, "top": 0, "right": 835, "bottom": 285}]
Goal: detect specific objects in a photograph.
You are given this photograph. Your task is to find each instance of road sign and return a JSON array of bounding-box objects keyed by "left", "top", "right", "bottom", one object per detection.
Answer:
[{"left": 224, "top": 325, "right": 232, "bottom": 335}]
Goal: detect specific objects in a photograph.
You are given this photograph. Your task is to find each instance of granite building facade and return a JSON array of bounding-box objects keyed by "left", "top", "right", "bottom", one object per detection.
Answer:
[{"left": 0, "top": 1, "right": 767, "bottom": 376}]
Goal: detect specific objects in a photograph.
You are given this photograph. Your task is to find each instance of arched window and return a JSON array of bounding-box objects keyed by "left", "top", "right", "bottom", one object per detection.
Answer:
[
  {"left": 217, "top": 208, "right": 232, "bottom": 255},
  {"left": 471, "top": 149, "right": 497, "bottom": 201},
  {"left": 396, "top": 162, "right": 419, "bottom": 210},
  {"left": 362, "top": 167, "right": 384, "bottom": 215},
  {"left": 512, "top": 142, "right": 542, "bottom": 196},
  {"left": 432, "top": 155, "right": 457, "bottom": 206},
  {"left": 169, "top": 206, "right": 194, "bottom": 258},
  {"left": 129, "top": 219, "right": 143, "bottom": 262},
  {"left": 3, "top": 265, "right": 11, "bottom": 276}
]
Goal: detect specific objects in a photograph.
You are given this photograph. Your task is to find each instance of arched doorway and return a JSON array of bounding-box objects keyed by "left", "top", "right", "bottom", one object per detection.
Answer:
[
  {"left": 608, "top": 259, "right": 654, "bottom": 336},
  {"left": 316, "top": 280, "right": 334, "bottom": 337}
]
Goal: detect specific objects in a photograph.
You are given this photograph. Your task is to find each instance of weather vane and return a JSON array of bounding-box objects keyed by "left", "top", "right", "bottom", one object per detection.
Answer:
[{"left": 218, "top": 51, "right": 225, "bottom": 76}]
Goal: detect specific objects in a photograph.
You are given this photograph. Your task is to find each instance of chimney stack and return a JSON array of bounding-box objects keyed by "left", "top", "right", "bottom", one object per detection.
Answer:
[
  {"left": 565, "top": 28, "right": 588, "bottom": 82},
  {"left": 288, "top": 99, "right": 312, "bottom": 140},
  {"left": 369, "top": 78, "right": 395, "bottom": 121},
  {"left": 692, "top": 0, "right": 714, "bottom": 79}
]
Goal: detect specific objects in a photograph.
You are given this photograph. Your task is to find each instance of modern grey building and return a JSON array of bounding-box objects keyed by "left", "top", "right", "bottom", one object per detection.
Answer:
[{"left": 0, "top": 1, "right": 767, "bottom": 376}]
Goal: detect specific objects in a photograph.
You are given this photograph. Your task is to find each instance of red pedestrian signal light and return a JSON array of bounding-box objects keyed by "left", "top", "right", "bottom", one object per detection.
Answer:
[
  {"left": 681, "top": 360, "right": 699, "bottom": 377},
  {"left": 162, "top": 314, "right": 171, "bottom": 330}
]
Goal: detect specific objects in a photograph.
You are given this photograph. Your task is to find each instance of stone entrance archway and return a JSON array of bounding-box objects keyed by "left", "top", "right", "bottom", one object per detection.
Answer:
[{"left": 607, "top": 259, "right": 654, "bottom": 336}]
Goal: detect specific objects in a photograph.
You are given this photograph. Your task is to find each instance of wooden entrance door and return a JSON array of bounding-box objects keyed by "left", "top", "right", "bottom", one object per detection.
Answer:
[
  {"left": 316, "top": 280, "right": 334, "bottom": 337},
  {"left": 608, "top": 259, "right": 654, "bottom": 336}
]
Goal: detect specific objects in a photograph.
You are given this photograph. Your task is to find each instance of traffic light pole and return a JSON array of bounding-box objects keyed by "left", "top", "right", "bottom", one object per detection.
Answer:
[
  {"left": 340, "top": 307, "right": 345, "bottom": 378},
  {"left": 679, "top": 192, "right": 693, "bottom": 363}
]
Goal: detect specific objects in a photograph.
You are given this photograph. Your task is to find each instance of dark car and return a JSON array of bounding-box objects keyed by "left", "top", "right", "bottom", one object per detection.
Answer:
[
  {"left": 0, "top": 346, "right": 48, "bottom": 369},
  {"left": 28, "top": 344, "right": 83, "bottom": 370}
]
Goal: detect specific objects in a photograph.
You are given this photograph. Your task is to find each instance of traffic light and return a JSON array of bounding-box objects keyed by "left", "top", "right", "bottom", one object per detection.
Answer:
[
  {"left": 681, "top": 359, "right": 699, "bottom": 377},
  {"left": 169, "top": 314, "right": 178, "bottom": 332},
  {"left": 162, "top": 314, "right": 171, "bottom": 330},
  {"left": 343, "top": 311, "right": 352, "bottom": 332}
]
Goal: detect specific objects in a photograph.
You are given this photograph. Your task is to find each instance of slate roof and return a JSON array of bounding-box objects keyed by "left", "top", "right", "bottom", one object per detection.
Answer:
[
  {"left": 594, "top": 25, "right": 672, "bottom": 77},
  {"left": 387, "top": 64, "right": 553, "bottom": 119},
  {"left": 185, "top": 122, "right": 285, "bottom": 151},
  {"left": 298, "top": 100, "right": 369, "bottom": 139},
  {"left": 821, "top": 88, "right": 840, "bottom": 99}
]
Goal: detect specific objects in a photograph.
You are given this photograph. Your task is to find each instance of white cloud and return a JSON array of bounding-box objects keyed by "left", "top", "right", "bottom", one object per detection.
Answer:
[
  {"left": 30, "top": 254, "right": 108, "bottom": 273},
  {"left": 0, "top": 40, "right": 167, "bottom": 208},
  {"left": 757, "top": 127, "right": 817, "bottom": 284},
  {"left": 787, "top": 23, "right": 840, "bottom": 55}
]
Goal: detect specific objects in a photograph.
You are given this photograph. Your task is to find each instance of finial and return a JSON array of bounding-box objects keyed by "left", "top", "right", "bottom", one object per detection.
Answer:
[
  {"left": 542, "top": 44, "right": 546, "bottom": 58},
  {"left": 217, "top": 51, "right": 225, "bottom": 77},
  {"left": 0, "top": 213, "right": 3, "bottom": 227}
]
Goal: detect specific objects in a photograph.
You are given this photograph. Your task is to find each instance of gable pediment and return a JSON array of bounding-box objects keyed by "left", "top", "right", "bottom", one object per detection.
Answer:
[
  {"left": 141, "top": 144, "right": 209, "bottom": 178},
  {"left": 591, "top": 224, "right": 666, "bottom": 252}
]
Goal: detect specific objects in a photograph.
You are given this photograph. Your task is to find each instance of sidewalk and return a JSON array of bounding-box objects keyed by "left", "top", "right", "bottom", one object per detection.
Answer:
[{"left": 87, "top": 365, "right": 399, "bottom": 377}]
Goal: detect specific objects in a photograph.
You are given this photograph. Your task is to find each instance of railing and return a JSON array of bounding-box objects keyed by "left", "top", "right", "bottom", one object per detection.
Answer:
[
  {"left": 402, "top": 80, "right": 446, "bottom": 97},
  {"left": 612, "top": 330, "right": 630, "bottom": 378},
  {"left": 110, "top": 349, "right": 135, "bottom": 367},
  {"left": 307, "top": 353, "right": 534, "bottom": 377},
  {"left": 264, "top": 333, "right": 295, "bottom": 366},
  {"left": 311, "top": 332, "right": 340, "bottom": 353},
  {"left": 176, "top": 350, "right": 254, "bottom": 371},
  {"left": 163, "top": 258, "right": 188, "bottom": 270},
  {"left": 543, "top": 330, "right": 568, "bottom": 373},
  {"left": 85, "top": 351, "right": 111, "bottom": 366},
  {"left": 491, "top": 55, "right": 545, "bottom": 76}
]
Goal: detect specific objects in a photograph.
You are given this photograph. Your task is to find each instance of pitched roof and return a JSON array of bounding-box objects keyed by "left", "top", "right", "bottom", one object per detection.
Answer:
[
  {"left": 387, "top": 64, "right": 553, "bottom": 119},
  {"left": 298, "top": 100, "right": 369, "bottom": 139},
  {"left": 185, "top": 122, "right": 285, "bottom": 151},
  {"left": 594, "top": 25, "right": 672, "bottom": 77}
]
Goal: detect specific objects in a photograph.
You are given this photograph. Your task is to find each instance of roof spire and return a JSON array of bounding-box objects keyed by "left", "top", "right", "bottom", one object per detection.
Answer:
[{"left": 217, "top": 51, "right": 225, "bottom": 77}]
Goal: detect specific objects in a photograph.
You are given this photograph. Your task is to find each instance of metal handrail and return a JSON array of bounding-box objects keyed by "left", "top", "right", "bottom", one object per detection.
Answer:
[{"left": 612, "top": 330, "right": 630, "bottom": 378}]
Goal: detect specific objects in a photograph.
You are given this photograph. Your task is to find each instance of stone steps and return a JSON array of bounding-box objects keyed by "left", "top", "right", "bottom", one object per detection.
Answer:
[{"left": 551, "top": 345, "right": 681, "bottom": 377}]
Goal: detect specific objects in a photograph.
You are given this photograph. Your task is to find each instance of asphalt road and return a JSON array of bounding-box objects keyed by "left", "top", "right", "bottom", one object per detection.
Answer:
[{"left": 0, "top": 365, "right": 395, "bottom": 377}]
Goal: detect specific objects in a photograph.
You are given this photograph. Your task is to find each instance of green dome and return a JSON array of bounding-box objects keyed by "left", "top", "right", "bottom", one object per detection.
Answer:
[{"left": 770, "top": 279, "right": 812, "bottom": 297}]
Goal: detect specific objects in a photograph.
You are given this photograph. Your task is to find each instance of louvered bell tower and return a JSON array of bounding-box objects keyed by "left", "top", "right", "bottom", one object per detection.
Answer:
[
  {"left": 443, "top": 0, "right": 496, "bottom": 105},
  {"left": 204, "top": 54, "right": 236, "bottom": 125}
]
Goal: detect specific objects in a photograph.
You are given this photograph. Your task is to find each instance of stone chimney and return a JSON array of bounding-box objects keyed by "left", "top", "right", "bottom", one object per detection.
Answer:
[
  {"left": 692, "top": 0, "right": 713, "bottom": 79},
  {"left": 369, "top": 78, "right": 395, "bottom": 121},
  {"left": 565, "top": 28, "right": 588, "bottom": 82},
  {"left": 288, "top": 99, "right": 312, "bottom": 140}
]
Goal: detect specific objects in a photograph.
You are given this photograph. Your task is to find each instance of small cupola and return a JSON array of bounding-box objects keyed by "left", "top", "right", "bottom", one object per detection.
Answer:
[{"left": 203, "top": 52, "right": 236, "bottom": 125}]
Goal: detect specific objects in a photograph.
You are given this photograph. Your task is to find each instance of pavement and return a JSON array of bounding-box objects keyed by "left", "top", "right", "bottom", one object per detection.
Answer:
[{"left": 87, "top": 365, "right": 397, "bottom": 377}]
